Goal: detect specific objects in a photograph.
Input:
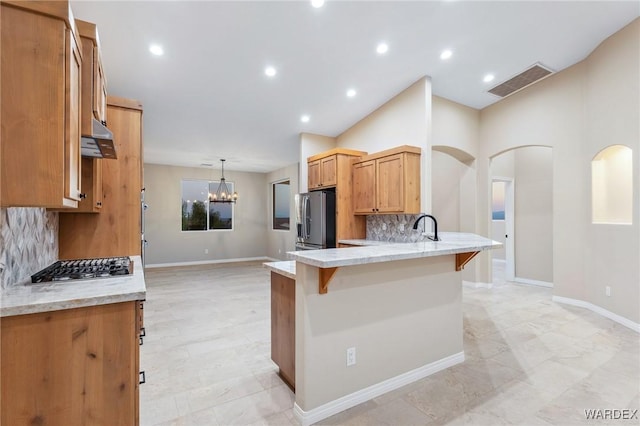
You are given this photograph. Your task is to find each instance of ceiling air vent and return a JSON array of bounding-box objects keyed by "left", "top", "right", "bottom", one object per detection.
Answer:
[{"left": 488, "top": 63, "right": 553, "bottom": 98}]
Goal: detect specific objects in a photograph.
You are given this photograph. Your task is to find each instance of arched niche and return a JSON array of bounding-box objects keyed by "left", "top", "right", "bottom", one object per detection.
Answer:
[{"left": 592, "top": 144, "right": 633, "bottom": 225}]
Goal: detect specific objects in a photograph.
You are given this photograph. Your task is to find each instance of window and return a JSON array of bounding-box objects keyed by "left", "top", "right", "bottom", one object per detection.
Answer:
[
  {"left": 492, "top": 181, "right": 506, "bottom": 220},
  {"left": 272, "top": 180, "right": 290, "bottom": 230},
  {"left": 181, "top": 180, "right": 234, "bottom": 231},
  {"left": 592, "top": 145, "right": 632, "bottom": 224}
]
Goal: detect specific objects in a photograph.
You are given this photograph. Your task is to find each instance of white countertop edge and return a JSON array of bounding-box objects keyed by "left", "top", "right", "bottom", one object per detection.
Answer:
[
  {"left": 289, "top": 233, "right": 501, "bottom": 268},
  {"left": 0, "top": 256, "right": 147, "bottom": 317},
  {"left": 263, "top": 261, "right": 296, "bottom": 280}
]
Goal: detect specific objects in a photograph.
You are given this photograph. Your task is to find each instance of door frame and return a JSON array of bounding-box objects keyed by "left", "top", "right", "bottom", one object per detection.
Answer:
[{"left": 492, "top": 177, "right": 515, "bottom": 281}]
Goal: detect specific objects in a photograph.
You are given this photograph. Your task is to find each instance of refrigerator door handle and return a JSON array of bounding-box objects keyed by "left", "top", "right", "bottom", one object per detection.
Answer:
[{"left": 303, "top": 195, "right": 310, "bottom": 239}]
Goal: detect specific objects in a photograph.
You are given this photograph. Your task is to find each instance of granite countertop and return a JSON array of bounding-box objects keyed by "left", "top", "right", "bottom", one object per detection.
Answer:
[
  {"left": 264, "top": 261, "right": 296, "bottom": 280},
  {"left": 289, "top": 232, "right": 501, "bottom": 268},
  {"left": 0, "top": 256, "right": 147, "bottom": 317}
]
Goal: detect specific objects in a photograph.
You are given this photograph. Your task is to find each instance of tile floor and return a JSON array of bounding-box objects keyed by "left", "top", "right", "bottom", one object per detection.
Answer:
[{"left": 140, "top": 261, "right": 639, "bottom": 425}]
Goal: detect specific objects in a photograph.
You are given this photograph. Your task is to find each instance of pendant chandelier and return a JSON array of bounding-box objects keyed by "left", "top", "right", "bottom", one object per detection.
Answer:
[{"left": 209, "top": 159, "right": 238, "bottom": 203}]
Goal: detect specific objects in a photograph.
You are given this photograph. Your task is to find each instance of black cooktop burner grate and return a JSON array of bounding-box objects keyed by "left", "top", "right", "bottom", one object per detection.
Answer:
[{"left": 31, "top": 257, "right": 133, "bottom": 283}]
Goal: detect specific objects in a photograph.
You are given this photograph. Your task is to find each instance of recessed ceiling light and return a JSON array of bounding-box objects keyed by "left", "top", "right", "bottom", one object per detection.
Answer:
[
  {"left": 376, "top": 42, "right": 389, "bottom": 55},
  {"left": 346, "top": 88, "right": 357, "bottom": 98},
  {"left": 265, "top": 66, "right": 277, "bottom": 77},
  {"left": 301, "top": 115, "right": 310, "bottom": 123},
  {"left": 483, "top": 74, "right": 495, "bottom": 83},
  {"left": 440, "top": 49, "right": 453, "bottom": 60},
  {"left": 311, "top": 0, "right": 325, "bottom": 8},
  {"left": 149, "top": 44, "right": 164, "bottom": 56}
]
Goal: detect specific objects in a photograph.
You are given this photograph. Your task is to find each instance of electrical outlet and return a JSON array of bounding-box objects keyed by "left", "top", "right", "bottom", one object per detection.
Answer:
[
  {"left": 606, "top": 286, "right": 611, "bottom": 297},
  {"left": 278, "top": 249, "right": 282, "bottom": 254},
  {"left": 381, "top": 223, "right": 387, "bottom": 231},
  {"left": 398, "top": 223, "right": 405, "bottom": 232},
  {"left": 346, "top": 347, "right": 356, "bottom": 366},
  {"left": 205, "top": 249, "right": 209, "bottom": 254}
]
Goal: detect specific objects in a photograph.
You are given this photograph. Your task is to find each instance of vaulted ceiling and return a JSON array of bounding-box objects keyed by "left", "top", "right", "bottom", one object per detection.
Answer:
[{"left": 71, "top": 1, "right": 639, "bottom": 172}]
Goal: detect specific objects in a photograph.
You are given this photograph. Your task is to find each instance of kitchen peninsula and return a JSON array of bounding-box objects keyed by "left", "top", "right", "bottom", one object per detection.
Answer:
[{"left": 267, "top": 233, "right": 499, "bottom": 425}]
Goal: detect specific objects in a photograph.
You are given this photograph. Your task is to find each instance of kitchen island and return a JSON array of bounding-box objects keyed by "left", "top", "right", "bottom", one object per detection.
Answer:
[
  {"left": 285, "top": 233, "right": 499, "bottom": 425},
  {"left": 0, "top": 256, "right": 146, "bottom": 425}
]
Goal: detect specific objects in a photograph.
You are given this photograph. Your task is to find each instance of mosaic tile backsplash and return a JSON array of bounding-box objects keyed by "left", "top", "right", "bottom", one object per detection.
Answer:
[
  {"left": 366, "top": 214, "right": 437, "bottom": 243},
  {"left": 0, "top": 208, "right": 58, "bottom": 288}
]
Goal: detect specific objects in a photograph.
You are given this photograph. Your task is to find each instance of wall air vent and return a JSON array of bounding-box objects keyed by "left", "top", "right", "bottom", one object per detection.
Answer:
[{"left": 488, "top": 63, "right": 554, "bottom": 98}]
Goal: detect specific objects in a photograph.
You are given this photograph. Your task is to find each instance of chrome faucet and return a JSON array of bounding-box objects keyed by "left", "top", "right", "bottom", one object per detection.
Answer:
[{"left": 413, "top": 214, "right": 440, "bottom": 241}]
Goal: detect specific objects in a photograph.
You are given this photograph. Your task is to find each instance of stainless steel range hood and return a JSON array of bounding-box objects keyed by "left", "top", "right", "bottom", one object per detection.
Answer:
[{"left": 81, "top": 118, "right": 117, "bottom": 159}]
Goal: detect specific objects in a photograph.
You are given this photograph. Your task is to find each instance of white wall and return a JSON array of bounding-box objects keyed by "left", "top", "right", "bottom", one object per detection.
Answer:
[
  {"left": 336, "top": 77, "right": 433, "bottom": 212},
  {"left": 266, "top": 163, "right": 299, "bottom": 260},
  {"left": 514, "top": 147, "right": 553, "bottom": 283},
  {"left": 480, "top": 19, "right": 639, "bottom": 322},
  {"left": 431, "top": 95, "right": 480, "bottom": 282},
  {"left": 299, "top": 133, "right": 336, "bottom": 193},
  {"left": 144, "top": 163, "right": 267, "bottom": 266}
]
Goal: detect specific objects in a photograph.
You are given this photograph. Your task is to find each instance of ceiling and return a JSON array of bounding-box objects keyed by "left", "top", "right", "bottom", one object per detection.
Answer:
[{"left": 70, "top": 1, "right": 639, "bottom": 173}]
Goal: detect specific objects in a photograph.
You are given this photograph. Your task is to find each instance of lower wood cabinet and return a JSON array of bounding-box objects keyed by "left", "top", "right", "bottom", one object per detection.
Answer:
[
  {"left": 1, "top": 301, "right": 143, "bottom": 425},
  {"left": 271, "top": 272, "right": 295, "bottom": 390}
]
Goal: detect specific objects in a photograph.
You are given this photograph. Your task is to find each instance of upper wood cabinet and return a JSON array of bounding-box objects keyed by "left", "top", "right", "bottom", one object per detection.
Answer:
[
  {"left": 59, "top": 96, "right": 144, "bottom": 259},
  {"left": 308, "top": 155, "right": 338, "bottom": 190},
  {"left": 0, "top": 1, "right": 82, "bottom": 208},
  {"left": 307, "top": 148, "right": 368, "bottom": 241},
  {"left": 76, "top": 19, "right": 107, "bottom": 132},
  {"left": 307, "top": 149, "right": 365, "bottom": 191},
  {"left": 353, "top": 146, "right": 421, "bottom": 215}
]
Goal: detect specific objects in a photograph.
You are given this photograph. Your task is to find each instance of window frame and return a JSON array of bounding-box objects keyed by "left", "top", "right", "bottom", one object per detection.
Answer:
[
  {"left": 272, "top": 179, "right": 291, "bottom": 232},
  {"left": 181, "top": 178, "right": 235, "bottom": 232}
]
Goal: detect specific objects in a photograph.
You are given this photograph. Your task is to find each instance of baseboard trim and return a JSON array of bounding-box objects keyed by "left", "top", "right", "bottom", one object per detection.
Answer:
[
  {"left": 552, "top": 296, "right": 640, "bottom": 333},
  {"left": 463, "top": 280, "right": 493, "bottom": 289},
  {"left": 145, "top": 257, "right": 272, "bottom": 269},
  {"left": 514, "top": 277, "right": 553, "bottom": 288},
  {"left": 293, "top": 351, "right": 465, "bottom": 426}
]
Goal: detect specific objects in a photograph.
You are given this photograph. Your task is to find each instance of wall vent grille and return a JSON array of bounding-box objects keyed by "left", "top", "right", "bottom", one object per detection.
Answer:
[{"left": 488, "top": 63, "right": 554, "bottom": 98}]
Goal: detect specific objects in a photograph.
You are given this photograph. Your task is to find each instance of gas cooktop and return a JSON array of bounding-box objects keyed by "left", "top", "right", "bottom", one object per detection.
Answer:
[{"left": 31, "top": 257, "right": 133, "bottom": 283}]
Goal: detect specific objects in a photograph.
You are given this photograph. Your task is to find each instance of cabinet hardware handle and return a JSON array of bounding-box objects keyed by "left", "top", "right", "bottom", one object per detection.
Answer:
[
  {"left": 139, "top": 371, "right": 146, "bottom": 385},
  {"left": 139, "top": 336, "right": 144, "bottom": 345},
  {"left": 96, "top": 202, "right": 102, "bottom": 206},
  {"left": 79, "top": 193, "right": 87, "bottom": 199},
  {"left": 101, "top": 120, "right": 107, "bottom": 126},
  {"left": 140, "top": 327, "right": 146, "bottom": 337}
]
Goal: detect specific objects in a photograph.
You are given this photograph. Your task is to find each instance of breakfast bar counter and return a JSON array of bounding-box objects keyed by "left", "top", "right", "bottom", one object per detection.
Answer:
[{"left": 285, "top": 233, "right": 499, "bottom": 425}]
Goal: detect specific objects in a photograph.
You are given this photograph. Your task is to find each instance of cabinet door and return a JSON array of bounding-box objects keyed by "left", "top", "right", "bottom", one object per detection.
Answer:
[
  {"left": 71, "top": 157, "right": 102, "bottom": 213},
  {"left": 1, "top": 302, "right": 138, "bottom": 425},
  {"left": 320, "top": 155, "right": 337, "bottom": 187},
  {"left": 308, "top": 159, "right": 322, "bottom": 190},
  {"left": 376, "top": 154, "right": 404, "bottom": 213},
  {"left": 95, "top": 58, "right": 107, "bottom": 123},
  {"left": 0, "top": 5, "right": 80, "bottom": 208},
  {"left": 64, "top": 30, "right": 82, "bottom": 203},
  {"left": 353, "top": 160, "right": 377, "bottom": 214}
]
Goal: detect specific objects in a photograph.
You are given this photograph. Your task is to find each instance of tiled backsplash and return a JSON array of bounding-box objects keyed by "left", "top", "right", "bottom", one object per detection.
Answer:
[
  {"left": 366, "top": 214, "right": 435, "bottom": 243},
  {"left": 0, "top": 208, "right": 58, "bottom": 288}
]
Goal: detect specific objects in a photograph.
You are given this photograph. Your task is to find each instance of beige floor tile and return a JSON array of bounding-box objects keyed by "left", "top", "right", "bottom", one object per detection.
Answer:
[{"left": 140, "top": 261, "right": 639, "bottom": 426}]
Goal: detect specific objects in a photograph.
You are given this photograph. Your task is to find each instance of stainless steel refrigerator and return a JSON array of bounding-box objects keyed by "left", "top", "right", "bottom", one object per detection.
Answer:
[{"left": 295, "top": 190, "right": 336, "bottom": 250}]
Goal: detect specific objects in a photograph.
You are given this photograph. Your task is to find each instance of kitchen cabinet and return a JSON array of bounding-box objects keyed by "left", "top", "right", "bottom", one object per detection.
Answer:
[
  {"left": 0, "top": 1, "right": 82, "bottom": 208},
  {"left": 353, "top": 146, "right": 421, "bottom": 215},
  {"left": 308, "top": 155, "right": 337, "bottom": 189},
  {"left": 271, "top": 271, "right": 295, "bottom": 390},
  {"left": 76, "top": 19, "right": 107, "bottom": 134},
  {"left": 1, "top": 301, "right": 143, "bottom": 425},
  {"left": 307, "top": 148, "right": 368, "bottom": 241},
  {"left": 59, "top": 96, "right": 144, "bottom": 259}
]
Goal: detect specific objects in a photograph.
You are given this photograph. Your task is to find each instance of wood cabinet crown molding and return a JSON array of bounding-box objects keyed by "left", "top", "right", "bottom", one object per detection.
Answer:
[
  {"left": 307, "top": 148, "right": 367, "bottom": 163},
  {"left": 354, "top": 145, "right": 421, "bottom": 163}
]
